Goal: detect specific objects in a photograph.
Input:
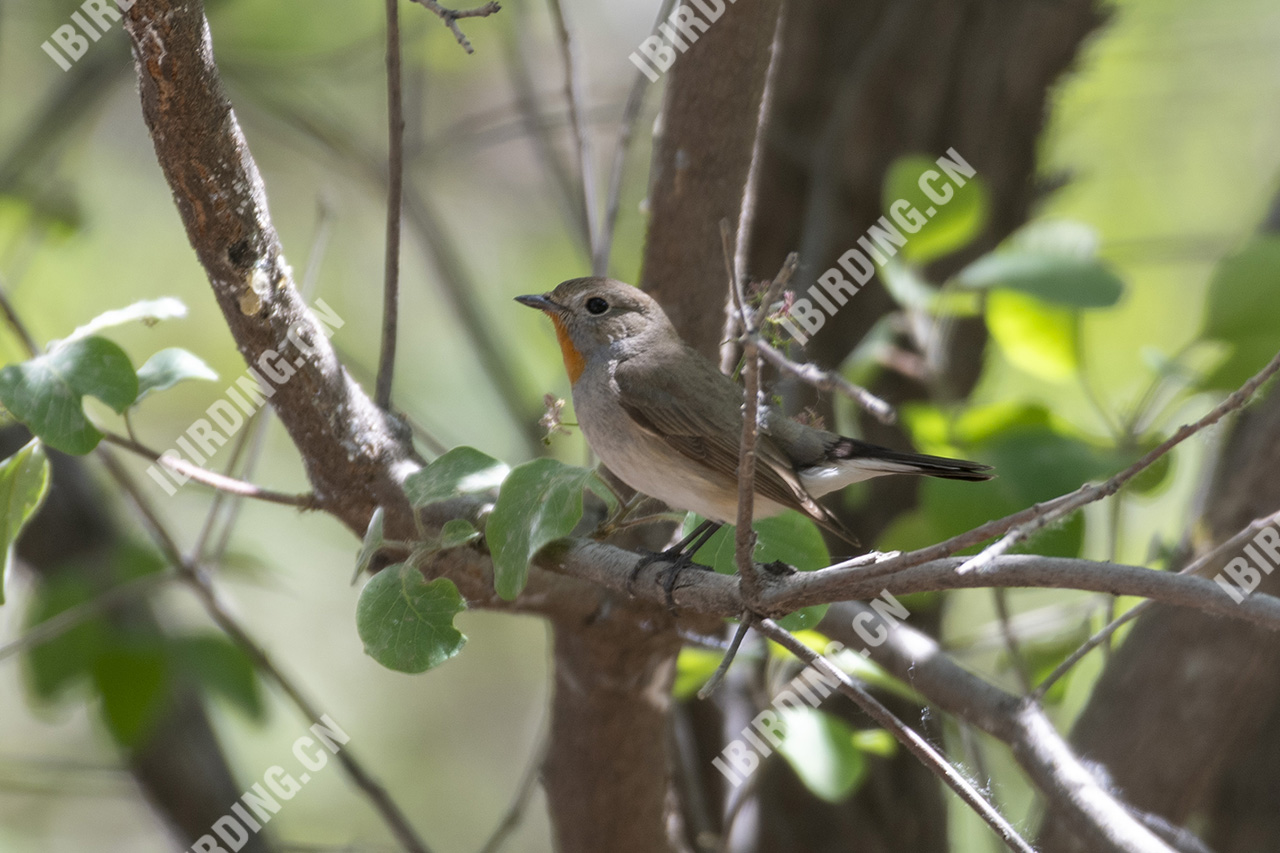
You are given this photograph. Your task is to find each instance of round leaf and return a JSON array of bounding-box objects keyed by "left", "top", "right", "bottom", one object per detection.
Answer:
[
  {"left": 956, "top": 221, "right": 1123, "bottom": 307},
  {"left": 404, "top": 446, "right": 510, "bottom": 508},
  {"left": 0, "top": 336, "right": 138, "bottom": 454},
  {"left": 135, "top": 347, "right": 218, "bottom": 402},
  {"left": 487, "top": 458, "right": 600, "bottom": 600},
  {"left": 357, "top": 564, "right": 467, "bottom": 674},
  {"left": 986, "top": 290, "right": 1078, "bottom": 382},
  {"left": 0, "top": 438, "right": 50, "bottom": 604},
  {"left": 883, "top": 154, "right": 989, "bottom": 264},
  {"left": 776, "top": 707, "right": 868, "bottom": 803},
  {"left": 62, "top": 298, "right": 188, "bottom": 344}
]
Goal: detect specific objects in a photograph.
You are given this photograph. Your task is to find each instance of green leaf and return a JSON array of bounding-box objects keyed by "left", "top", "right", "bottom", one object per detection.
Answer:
[
  {"left": 883, "top": 155, "right": 989, "bottom": 264},
  {"left": 22, "top": 542, "right": 167, "bottom": 699},
  {"left": 986, "top": 290, "right": 1078, "bottom": 381},
  {"left": 1202, "top": 237, "right": 1280, "bottom": 340},
  {"left": 404, "top": 446, "right": 510, "bottom": 508},
  {"left": 956, "top": 221, "right": 1123, "bottom": 308},
  {"left": 357, "top": 563, "right": 467, "bottom": 673},
  {"left": 1199, "top": 238, "right": 1280, "bottom": 389},
  {"left": 851, "top": 728, "right": 897, "bottom": 757},
  {"left": 0, "top": 336, "right": 138, "bottom": 454},
  {"left": 0, "top": 439, "right": 50, "bottom": 604},
  {"left": 23, "top": 576, "right": 109, "bottom": 700},
  {"left": 487, "top": 459, "right": 601, "bottom": 600},
  {"left": 135, "top": 348, "right": 218, "bottom": 402},
  {"left": 92, "top": 641, "right": 170, "bottom": 747},
  {"left": 170, "top": 634, "right": 265, "bottom": 721},
  {"left": 438, "top": 518, "right": 480, "bottom": 550},
  {"left": 776, "top": 708, "right": 868, "bottom": 802},
  {"left": 62, "top": 298, "right": 187, "bottom": 344}
]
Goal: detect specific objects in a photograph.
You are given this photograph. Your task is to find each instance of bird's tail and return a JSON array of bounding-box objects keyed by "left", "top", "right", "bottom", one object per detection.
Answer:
[{"left": 828, "top": 438, "right": 994, "bottom": 482}]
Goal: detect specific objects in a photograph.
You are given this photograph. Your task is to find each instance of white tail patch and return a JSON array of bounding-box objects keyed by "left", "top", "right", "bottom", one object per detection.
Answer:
[{"left": 799, "top": 459, "right": 923, "bottom": 497}]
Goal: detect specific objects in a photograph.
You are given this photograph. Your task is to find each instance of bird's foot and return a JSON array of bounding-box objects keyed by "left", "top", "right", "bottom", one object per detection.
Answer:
[{"left": 627, "top": 545, "right": 712, "bottom": 610}]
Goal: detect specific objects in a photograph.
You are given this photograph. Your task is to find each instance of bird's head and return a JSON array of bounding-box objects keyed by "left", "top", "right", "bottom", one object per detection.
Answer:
[{"left": 516, "top": 277, "right": 675, "bottom": 383}]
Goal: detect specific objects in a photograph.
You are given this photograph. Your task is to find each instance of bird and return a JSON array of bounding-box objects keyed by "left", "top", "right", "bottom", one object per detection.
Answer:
[{"left": 516, "top": 277, "right": 992, "bottom": 590}]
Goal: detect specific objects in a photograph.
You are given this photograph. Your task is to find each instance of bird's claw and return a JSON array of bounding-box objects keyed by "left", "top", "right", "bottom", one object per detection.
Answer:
[{"left": 627, "top": 547, "right": 711, "bottom": 611}]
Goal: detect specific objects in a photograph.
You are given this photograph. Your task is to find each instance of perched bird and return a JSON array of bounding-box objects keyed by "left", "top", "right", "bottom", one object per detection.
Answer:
[{"left": 517, "top": 278, "right": 991, "bottom": 582}]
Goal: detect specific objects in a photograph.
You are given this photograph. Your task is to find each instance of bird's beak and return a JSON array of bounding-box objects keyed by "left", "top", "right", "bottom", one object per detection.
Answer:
[{"left": 515, "top": 293, "right": 561, "bottom": 314}]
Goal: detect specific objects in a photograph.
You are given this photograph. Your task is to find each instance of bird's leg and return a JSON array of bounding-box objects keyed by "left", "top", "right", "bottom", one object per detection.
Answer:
[{"left": 627, "top": 519, "right": 723, "bottom": 606}]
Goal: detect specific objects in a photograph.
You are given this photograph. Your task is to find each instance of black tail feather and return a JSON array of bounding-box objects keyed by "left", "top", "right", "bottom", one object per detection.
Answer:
[{"left": 828, "top": 438, "right": 994, "bottom": 482}]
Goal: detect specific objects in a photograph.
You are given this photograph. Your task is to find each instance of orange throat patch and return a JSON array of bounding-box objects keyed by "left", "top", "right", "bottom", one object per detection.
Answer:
[{"left": 550, "top": 315, "right": 585, "bottom": 384}]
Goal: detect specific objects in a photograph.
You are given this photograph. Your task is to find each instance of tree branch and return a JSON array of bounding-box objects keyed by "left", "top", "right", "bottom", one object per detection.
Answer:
[
  {"left": 407, "top": 0, "right": 501, "bottom": 54},
  {"left": 119, "top": 0, "right": 417, "bottom": 538},
  {"left": 101, "top": 431, "right": 318, "bottom": 509},
  {"left": 545, "top": 0, "right": 600, "bottom": 264},
  {"left": 956, "top": 344, "right": 1280, "bottom": 575},
  {"left": 376, "top": 0, "right": 404, "bottom": 411},
  {"left": 595, "top": 0, "right": 677, "bottom": 275},
  {"left": 534, "top": 538, "right": 1280, "bottom": 634},
  {"left": 820, "top": 604, "right": 1179, "bottom": 853},
  {"left": 757, "top": 618, "right": 1039, "bottom": 853}
]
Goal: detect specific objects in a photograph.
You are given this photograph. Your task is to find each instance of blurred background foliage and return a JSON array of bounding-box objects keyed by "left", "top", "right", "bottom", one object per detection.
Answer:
[{"left": 1, "top": 0, "right": 1279, "bottom": 850}]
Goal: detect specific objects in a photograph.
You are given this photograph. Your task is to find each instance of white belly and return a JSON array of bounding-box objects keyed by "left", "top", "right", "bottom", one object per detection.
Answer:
[{"left": 573, "top": 370, "right": 788, "bottom": 524}]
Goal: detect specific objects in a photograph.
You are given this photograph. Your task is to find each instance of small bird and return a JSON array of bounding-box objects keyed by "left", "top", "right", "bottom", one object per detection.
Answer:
[{"left": 517, "top": 278, "right": 991, "bottom": 580}]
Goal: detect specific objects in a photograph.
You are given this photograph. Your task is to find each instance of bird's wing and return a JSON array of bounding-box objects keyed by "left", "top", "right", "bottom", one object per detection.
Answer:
[{"left": 614, "top": 350, "right": 854, "bottom": 540}]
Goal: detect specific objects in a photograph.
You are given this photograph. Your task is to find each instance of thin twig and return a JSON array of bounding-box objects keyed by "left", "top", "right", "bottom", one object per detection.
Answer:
[
  {"left": 207, "top": 413, "right": 275, "bottom": 566},
  {"left": 992, "top": 588, "right": 1034, "bottom": 695},
  {"left": 789, "top": 345, "right": 1280, "bottom": 599},
  {"left": 754, "top": 337, "right": 896, "bottom": 424},
  {"left": 408, "top": 0, "right": 501, "bottom": 54},
  {"left": 819, "top": 603, "right": 1181, "bottom": 853},
  {"left": 191, "top": 413, "right": 262, "bottom": 560},
  {"left": 0, "top": 275, "right": 38, "bottom": 355},
  {"left": 757, "top": 619, "right": 1037, "bottom": 853},
  {"left": 500, "top": 16, "right": 589, "bottom": 253},
  {"left": 718, "top": 4, "right": 785, "bottom": 375},
  {"left": 722, "top": 220, "right": 764, "bottom": 603},
  {"left": 1034, "top": 506, "right": 1280, "bottom": 700},
  {"left": 545, "top": 0, "right": 601, "bottom": 264},
  {"left": 95, "top": 449, "right": 436, "bottom": 853},
  {"left": 696, "top": 613, "right": 755, "bottom": 700},
  {"left": 300, "top": 196, "right": 337, "bottom": 299},
  {"left": 955, "top": 345, "right": 1280, "bottom": 575},
  {"left": 376, "top": 0, "right": 405, "bottom": 411},
  {"left": 595, "top": 0, "right": 677, "bottom": 275},
  {"left": 101, "top": 431, "right": 318, "bottom": 510}
]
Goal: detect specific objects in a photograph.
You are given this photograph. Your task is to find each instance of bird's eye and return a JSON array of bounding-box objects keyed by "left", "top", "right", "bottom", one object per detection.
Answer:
[{"left": 585, "top": 297, "right": 609, "bottom": 315}]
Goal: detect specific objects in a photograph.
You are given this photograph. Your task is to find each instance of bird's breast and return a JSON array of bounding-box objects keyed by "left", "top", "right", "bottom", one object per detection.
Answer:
[
  {"left": 571, "top": 365, "right": 788, "bottom": 523},
  {"left": 550, "top": 315, "right": 586, "bottom": 384}
]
